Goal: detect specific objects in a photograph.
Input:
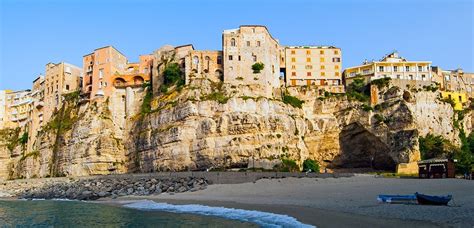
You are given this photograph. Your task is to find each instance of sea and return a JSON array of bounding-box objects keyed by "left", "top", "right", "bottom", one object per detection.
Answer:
[{"left": 0, "top": 199, "right": 314, "bottom": 227}]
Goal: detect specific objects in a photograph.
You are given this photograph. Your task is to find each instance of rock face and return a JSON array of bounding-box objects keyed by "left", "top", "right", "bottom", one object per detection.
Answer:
[{"left": 0, "top": 80, "right": 471, "bottom": 179}]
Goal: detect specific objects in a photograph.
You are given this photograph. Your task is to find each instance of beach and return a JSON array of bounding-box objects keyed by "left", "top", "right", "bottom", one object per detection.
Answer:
[{"left": 107, "top": 175, "right": 474, "bottom": 227}]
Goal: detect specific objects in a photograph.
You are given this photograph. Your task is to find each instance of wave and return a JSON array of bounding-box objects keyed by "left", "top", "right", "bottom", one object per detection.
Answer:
[{"left": 123, "top": 200, "right": 315, "bottom": 228}]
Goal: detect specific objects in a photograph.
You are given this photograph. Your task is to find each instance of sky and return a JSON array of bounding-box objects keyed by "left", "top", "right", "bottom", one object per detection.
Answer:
[{"left": 0, "top": 0, "right": 473, "bottom": 90}]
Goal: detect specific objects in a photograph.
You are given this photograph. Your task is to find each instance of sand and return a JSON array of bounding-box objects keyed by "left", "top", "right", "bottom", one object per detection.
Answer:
[{"left": 111, "top": 175, "right": 474, "bottom": 227}]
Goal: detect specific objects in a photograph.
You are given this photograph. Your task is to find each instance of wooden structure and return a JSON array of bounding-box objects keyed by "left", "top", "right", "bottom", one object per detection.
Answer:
[{"left": 418, "top": 159, "right": 456, "bottom": 178}]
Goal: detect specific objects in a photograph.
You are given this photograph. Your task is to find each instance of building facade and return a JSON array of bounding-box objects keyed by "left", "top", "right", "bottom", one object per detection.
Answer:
[
  {"left": 185, "top": 50, "right": 223, "bottom": 84},
  {"left": 344, "top": 52, "right": 432, "bottom": 85},
  {"left": 4, "top": 90, "right": 32, "bottom": 128},
  {"left": 282, "top": 46, "right": 344, "bottom": 93},
  {"left": 0, "top": 90, "right": 11, "bottom": 129},
  {"left": 222, "top": 25, "right": 281, "bottom": 95},
  {"left": 44, "top": 62, "right": 82, "bottom": 122},
  {"left": 82, "top": 46, "right": 128, "bottom": 98},
  {"left": 111, "top": 54, "right": 153, "bottom": 89},
  {"left": 28, "top": 75, "right": 45, "bottom": 151},
  {"left": 432, "top": 67, "right": 474, "bottom": 98}
]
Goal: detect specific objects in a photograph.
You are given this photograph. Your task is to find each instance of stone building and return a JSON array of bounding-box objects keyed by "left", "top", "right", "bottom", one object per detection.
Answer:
[
  {"left": 82, "top": 46, "right": 127, "bottom": 99},
  {"left": 28, "top": 75, "right": 45, "bottom": 151},
  {"left": 281, "top": 46, "right": 344, "bottom": 93},
  {"left": 44, "top": 62, "right": 82, "bottom": 123},
  {"left": 343, "top": 52, "right": 432, "bottom": 85},
  {"left": 111, "top": 54, "right": 153, "bottom": 89},
  {"left": 222, "top": 25, "right": 281, "bottom": 96},
  {"left": 184, "top": 50, "right": 223, "bottom": 84},
  {"left": 432, "top": 67, "right": 474, "bottom": 98}
]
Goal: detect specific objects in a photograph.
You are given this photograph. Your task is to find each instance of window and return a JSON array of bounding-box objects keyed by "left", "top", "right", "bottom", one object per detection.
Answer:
[
  {"left": 252, "top": 55, "right": 257, "bottom": 62},
  {"left": 247, "top": 41, "right": 250, "bottom": 47},
  {"left": 418, "top": 66, "right": 423, "bottom": 72},
  {"left": 335, "top": 65, "right": 340, "bottom": 70},
  {"left": 321, "top": 72, "right": 326, "bottom": 76},
  {"left": 421, "top": 74, "right": 426, "bottom": 80},
  {"left": 257, "top": 41, "right": 261, "bottom": 47},
  {"left": 291, "top": 57, "right": 296, "bottom": 62},
  {"left": 65, "top": 85, "right": 69, "bottom": 90},
  {"left": 350, "top": 72, "right": 356, "bottom": 77},
  {"left": 306, "top": 50, "right": 311, "bottom": 55},
  {"left": 229, "top": 55, "right": 233, "bottom": 61},
  {"left": 99, "top": 69, "right": 104, "bottom": 78},
  {"left": 292, "top": 72, "right": 296, "bottom": 76},
  {"left": 291, "top": 50, "right": 296, "bottom": 55},
  {"left": 334, "top": 50, "right": 339, "bottom": 55},
  {"left": 252, "top": 28, "right": 256, "bottom": 33},
  {"left": 217, "top": 56, "right": 222, "bottom": 64},
  {"left": 335, "top": 72, "right": 340, "bottom": 76},
  {"left": 306, "top": 58, "right": 311, "bottom": 62},
  {"left": 238, "top": 55, "right": 241, "bottom": 61},
  {"left": 193, "top": 56, "right": 199, "bottom": 65},
  {"left": 409, "top": 74, "right": 413, "bottom": 80},
  {"left": 397, "top": 74, "right": 401, "bottom": 79},
  {"left": 393, "top": 66, "right": 398, "bottom": 72},
  {"left": 332, "top": 57, "right": 340, "bottom": 62},
  {"left": 320, "top": 50, "right": 324, "bottom": 54},
  {"left": 378, "top": 66, "right": 384, "bottom": 72},
  {"left": 291, "top": 65, "right": 296, "bottom": 70},
  {"left": 305, "top": 65, "right": 312, "bottom": 70},
  {"left": 307, "top": 72, "right": 312, "bottom": 76},
  {"left": 320, "top": 65, "right": 325, "bottom": 70},
  {"left": 405, "top": 66, "right": 410, "bottom": 72},
  {"left": 230, "top": 38, "right": 236, "bottom": 47}
]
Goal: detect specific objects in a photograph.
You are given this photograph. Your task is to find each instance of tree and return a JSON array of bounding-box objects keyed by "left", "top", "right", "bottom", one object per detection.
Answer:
[{"left": 251, "top": 62, "right": 265, "bottom": 73}]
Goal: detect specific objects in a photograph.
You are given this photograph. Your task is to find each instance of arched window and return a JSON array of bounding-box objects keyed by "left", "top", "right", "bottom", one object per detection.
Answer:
[
  {"left": 114, "top": 77, "right": 126, "bottom": 87},
  {"left": 205, "top": 56, "right": 210, "bottom": 61},
  {"left": 133, "top": 76, "right": 144, "bottom": 85},
  {"left": 217, "top": 56, "right": 222, "bottom": 65},
  {"left": 193, "top": 56, "right": 199, "bottom": 65},
  {"left": 230, "top": 38, "right": 236, "bottom": 47}
]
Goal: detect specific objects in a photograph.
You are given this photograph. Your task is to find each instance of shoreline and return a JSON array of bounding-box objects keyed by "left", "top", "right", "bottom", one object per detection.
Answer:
[
  {"left": 2, "top": 175, "right": 473, "bottom": 227},
  {"left": 98, "top": 198, "right": 440, "bottom": 228}
]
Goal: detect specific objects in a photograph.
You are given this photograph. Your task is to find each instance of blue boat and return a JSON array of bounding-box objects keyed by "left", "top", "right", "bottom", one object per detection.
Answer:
[
  {"left": 415, "top": 192, "right": 452, "bottom": 206},
  {"left": 377, "top": 194, "right": 417, "bottom": 204}
]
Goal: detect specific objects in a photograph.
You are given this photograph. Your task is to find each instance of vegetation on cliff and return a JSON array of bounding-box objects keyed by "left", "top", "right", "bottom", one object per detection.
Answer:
[
  {"left": 251, "top": 62, "right": 265, "bottom": 73},
  {"left": 0, "top": 128, "right": 21, "bottom": 153},
  {"left": 282, "top": 94, "right": 304, "bottom": 108}
]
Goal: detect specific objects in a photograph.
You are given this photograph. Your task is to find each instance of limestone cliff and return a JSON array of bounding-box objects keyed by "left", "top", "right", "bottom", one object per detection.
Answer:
[{"left": 0, "top": 80, "right": 471, "bottom": 179}]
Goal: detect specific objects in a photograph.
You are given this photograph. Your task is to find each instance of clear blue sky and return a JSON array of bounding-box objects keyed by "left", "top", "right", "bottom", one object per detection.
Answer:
[{"left": 1, "top": 0, "right": 473, "bottom": 90}]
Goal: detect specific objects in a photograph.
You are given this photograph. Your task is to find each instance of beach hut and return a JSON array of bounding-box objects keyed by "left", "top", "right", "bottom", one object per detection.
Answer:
[{"left": 418, "top": 159, "right": 457, "bottom": 178}]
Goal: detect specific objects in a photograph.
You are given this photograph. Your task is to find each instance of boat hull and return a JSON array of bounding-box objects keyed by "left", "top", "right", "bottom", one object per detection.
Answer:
[{"left": 415, "top": 192, "right": 452, "bottom": 206}]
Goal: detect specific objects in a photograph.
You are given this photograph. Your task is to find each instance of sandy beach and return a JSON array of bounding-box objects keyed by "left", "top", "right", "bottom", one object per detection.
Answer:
[{"left": 108, "top": 175, "right": 474, "bottom": 227}]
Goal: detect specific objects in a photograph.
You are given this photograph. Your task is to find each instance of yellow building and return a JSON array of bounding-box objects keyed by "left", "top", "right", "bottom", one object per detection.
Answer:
[
  {"left": 343, "top": 51, "right": 432, "bottom": 85},
  {"left": 282, "top": 46, "right": 344, "bottom": 93},
  {"left": 432, "top": 67, "right": 474, "bottom": 99},
  {"left": 441, "top": 91, "right": 467, "bottom": 111},
  {"left": 4, "top": 90, "right": 32, "bottom": 128}
]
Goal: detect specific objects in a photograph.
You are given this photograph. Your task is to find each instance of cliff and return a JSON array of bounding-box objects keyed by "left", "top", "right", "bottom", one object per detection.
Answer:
[{"left": 0, "top": 80, "right": 471, "bottom": 179}]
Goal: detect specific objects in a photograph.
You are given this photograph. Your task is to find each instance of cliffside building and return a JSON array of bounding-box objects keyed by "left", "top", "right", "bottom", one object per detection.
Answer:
[
  {"left": 343, "top": 52, "right": 432, "bottom": 85},
  {"left": 43, "top": 62, "right": 82, "bottom": 123},
  {"left": 4, "top": 90, "right": 32, "bottom": 128},
  {"left": 281, "top": 46, "right": 344, "bottom": 93},
  {"left": 0, "top": 90, "right": 11, "bottom": 129},
  {"left": 111, "top": 55, "right": 153, "bottom": 89},
  {"left": 432, "top": 67, "right": 474, "bottom": 98},
  {"left": 185, "top": 50, "right": 223, "bottom": 84},
  {"left": 28, "top": 75, "right": 45, "bottom": 150},
  {"left": 82, "top": 46, "right": 128, "bottom": 99},
  {"left": 222, "top": 25, "right": 281, "bottom": 95}
]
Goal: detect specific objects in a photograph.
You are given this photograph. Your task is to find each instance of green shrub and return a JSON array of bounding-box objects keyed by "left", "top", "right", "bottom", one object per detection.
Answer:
[
  {"left": 303, "top": 159, "right": 319, "bottom": 172},
  {"left": 373, "top": 114, "right": 385, "bottom": 124},
  {"left": 19, "top": 132, "right": 28, "bottom": 145},
  {"left": 159, "top": 85, "right": 168, "bottom": 93},
  {"left": 362, "top": 104, "right": 373, "bottom": 112},
  {"left": 419, "top": 134, "right": 458, "bottom": 160},
  {"left": 370, "top": 78, "right": 391, "bottom": 89},
  {"left": 201, "top": 92, "right": 229, "bottom": 104},
  {"left": 141, "top": 88, "right": 153, "bottom": 114},
  {"left": 346, "top": 78, "right": 370, "bottom": 102},
  {"left": 283, "top": 94, "right": 304, "bottom": 108},
  {"left": 276, "top": 158, "right": 299, "bottom": 172},
  {"left": 163, "top": 63, "right": 182, "bottom": 86},
  {"left": 251, "top": 62, "right": 265, "bottom": 73}
]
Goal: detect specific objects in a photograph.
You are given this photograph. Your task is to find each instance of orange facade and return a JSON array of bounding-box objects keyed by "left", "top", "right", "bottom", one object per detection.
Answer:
[
  {"left": 111, "top": 55, "right": 153, "bottom": 88},
  {"left": 82, "top": 46, "right": 128, "bottom": 98}
]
